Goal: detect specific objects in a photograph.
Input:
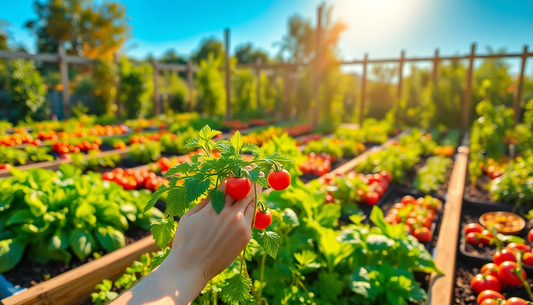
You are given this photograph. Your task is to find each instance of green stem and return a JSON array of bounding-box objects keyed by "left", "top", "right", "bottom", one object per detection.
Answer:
[
  {"left": 257, "top": 253, "right": 267, "bottom": 304},
  {"left": 514, "top": 252, "right": 533, "bottom": 301},
  {"left": 211, "top": 289, "right": 217, "bottom": 305},
  {"left": 491, "top": 227, "right": 502, "bottom": 251}
]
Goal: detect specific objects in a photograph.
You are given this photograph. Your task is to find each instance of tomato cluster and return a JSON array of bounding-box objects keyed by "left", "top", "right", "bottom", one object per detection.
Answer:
[
  {"left": 102, "top": 168, "right": 169, "bottom": 191},
  {"left": 433, "top": 145, "right": 455, "bottom": 157},
  {"left": 385, "top": 195, "right": 441, "bottom": 243},
  {"left": 0, "top": 133, "right": 41, "bottom": 146},
  {"left": 53, "top": 139, "right": 101, "bottom": 155},
  {"left": 299, "top": 152, "right": 335, "bottom": 176},
  {"left": 130, "top": 133, "right": 164, "bottom": 144},
  {"left": 479, "top": 158, "right": 506, "bottom": 180},
  {"left": 322, "top": 171, "right": 392, "bottom": 206}
]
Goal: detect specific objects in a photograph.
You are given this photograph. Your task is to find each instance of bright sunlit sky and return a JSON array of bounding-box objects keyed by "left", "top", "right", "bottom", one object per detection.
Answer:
[{"left": 1, "top": 0, "right": 532, "bottom": 74}]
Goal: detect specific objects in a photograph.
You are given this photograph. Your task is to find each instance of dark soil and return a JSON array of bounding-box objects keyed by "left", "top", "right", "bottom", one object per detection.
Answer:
[
  {"left": 464, "top": 171, "right": 495, "bottom": 203},
  {"left": 401, "top": 155, "right": 455, "bottom": 199},
  {"left": 454, "top": 258, "right": 533, "bottom": 304},
  {"left": 3, "top": 228, "right": 152, "bottom": 289}
]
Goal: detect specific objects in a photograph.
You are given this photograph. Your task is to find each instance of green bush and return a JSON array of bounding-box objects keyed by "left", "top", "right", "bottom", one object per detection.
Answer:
[
  {"left": 119, "top": 57, "right": 153, "bottom": 119},
  {"left": 6, "top": 59, "right": 47, "bottom": 121},
  {"left": 93, "top": 59, "right": 118, "bottom": 116},
  {"left": 196, "top": 54, "right": 225, "bottom": 116}
]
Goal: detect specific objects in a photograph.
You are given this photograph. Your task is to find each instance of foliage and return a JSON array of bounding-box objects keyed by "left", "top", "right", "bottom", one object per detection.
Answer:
[
  {"left": 488, "top": 154, "right": 533, "bottom": 205},
  {"left": 119, "top": 57, "right": 154, "bottom": 119},
  {"left": 6, "top": 59, "right": 47, "bottom": 121},
  {"left": 71, "top": 151, "right": 120, "bottom": 171},
  {"left": 93, "top": 59, "right": 118, "bottom": 116},
  {"left": 0, "top": 146, "right": 28, "bottom": 165},
  {"left": 25, "top": 0, "right": 130, "bottom": 59},
  {"left": 399, "top": 128, "right": 437, "bottom": 156},
  {"left": 0, "top": 164, "right": 163, "bottom": 273},
  {"left": 414, "top": 156, "right": 452, "bottom": 193},
  {"left": 232, "top": 68, "right": 257, "bottom": 114},
  {"left": 24, "top": 145, "right": 54, "bottom": 162},
  {"left": 159, "top": 127, "right": 198, "bottom": 155},
  {"left": 357, "top": 145, "right": 421, "bottom": 184},
  {"left": 304, "top": 138, "right": 365, "bottom": 158},
  {"left": 159, "top": 71, "right": 189, "bottom": 113},
  {"left": 195, "top": 54, "right": 226, "bottom": 116},
  {"left": 261, "top": 133, "right": 306, "bottom": 181},
  {"left": 127, "top": 142, "right": 162, "bottom": 164}
]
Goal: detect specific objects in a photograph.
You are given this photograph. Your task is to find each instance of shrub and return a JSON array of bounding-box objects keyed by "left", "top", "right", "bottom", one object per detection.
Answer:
[
  {"left": 6, "top": 59, "right": 47, "bottom": 121},
  {"left": 119, "top": 57, "right": 153, "bottom": 119}
]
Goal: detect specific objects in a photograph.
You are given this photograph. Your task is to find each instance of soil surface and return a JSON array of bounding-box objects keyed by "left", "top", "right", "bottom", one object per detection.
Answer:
[
  {"left": 464, "top": 171, "right": 495, "bottom": 203},
  {"left": 454, "top": 258, "right": 533, "bottom": 304},
  {"left": 3, "top": 228, "right": 152, "bottom": 289}
]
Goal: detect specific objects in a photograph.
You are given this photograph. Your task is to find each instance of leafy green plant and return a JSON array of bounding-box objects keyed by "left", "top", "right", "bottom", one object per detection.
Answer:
[
  {"left": 159, "top": 127, "right": 198, "bottom": 154},
  {"left": 144, "top": 126, "right": 293, "bottom": 302},
  {"left": 0, "top": 164, "right": 163, "bottom": 273},
  {"left": 71, "top": 151, "right": 120, "bottom": 171},
  {"left": 6, "top": 59, "right": 47, "bottom": 121},
  {"left": 304, "top": 138, "right": 344, "bottom": 158},
  {"left": 357, "top": 144, "right": 421, "bottom": 184},
  {"left": 119, "top": 57, "right": 154, "bottom": 119},
  {"left": 0, "top": 121, "right": 13, "bottom": 134},
  {"left": 93, "top": 59, "right": 118, "bottom": 116},
  {"left": 260, "top": 133, "right": 305, "bottom": 181},
  {"left": 127, "top": 142, "right": 162, "bottom": 164},
  {"left": 24, "top": 145, "right": 54, "bottom": 162},
  {"left": 196, "top": 54, "right": 226, "bottom": 116},
  {"left": 399, "top": 128, "right": 437, "bottom": 155},
  {"left": 488, "top": 154, "right": 533, "bottom": 205},
  {"left": 414, "top": 156, "right": 452, "bottom": 193},
  {"left": 0, "top": 146, "right": 28, "bottom": 165}
]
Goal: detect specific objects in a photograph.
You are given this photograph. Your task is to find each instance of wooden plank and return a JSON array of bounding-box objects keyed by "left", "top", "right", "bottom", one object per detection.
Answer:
[
  {"left": 432, "top": 49, "right": 439, "bottom": 84},
  {"left": 427, "top": 146, "right": 470, "bottom": 305},
  {"left": 1, "top": 236, "right": 159, "bottom": 305}
]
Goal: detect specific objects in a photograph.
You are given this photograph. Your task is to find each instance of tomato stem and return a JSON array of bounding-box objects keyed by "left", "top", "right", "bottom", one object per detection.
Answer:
[
  {"left": 257, "top": 253, "right": 267, "bottom": 305},
  {"left": 514, "top": 252, "right": 533, "bottom": 301}
]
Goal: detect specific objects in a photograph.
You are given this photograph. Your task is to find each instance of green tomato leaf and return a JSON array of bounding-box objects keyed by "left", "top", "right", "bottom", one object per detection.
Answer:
[
  {"left": 257, "top": 230, "right": 280, "bottom": 259},
  {"left": 209, "top": 188, "right": 225, "bottom": 214},
  {"left": 221, "top": 274, "right": 252, "bottom": 304},
  {"left": 184, "top": 177, "right": 211, "bottom": 204},
  {"left": 143, "top": 184, "right": 169, "bottom": 214},
  {"left": 151, "top": 218, "right": 177, "bottom": 249},
  {"left": 230, "top": 131, "right": 244, "bottom": 153},
  {"left": 183, "top": 137, "right": 200, "bottom": 149},
  {"left": 264, "top": 152, "right": 294, "bottom": 163},
  {"left": 163, "top": 162, "right": 195, "bottom": 178},
  {"left": 165, "top": 188, "right": 188, "bottom": 217}
]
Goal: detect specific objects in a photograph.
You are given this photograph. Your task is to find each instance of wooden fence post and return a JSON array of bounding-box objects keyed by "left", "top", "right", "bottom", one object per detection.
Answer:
[
  {"left": 256, "top": 57, "right": 262, "bottom": 110},
  {"left": 396, "top": 50, "right": 405, "bottom": 125},
  {"left": 187, "top": 60, "right": 195, "bottom": 112},
  {"left": 432, "top": 49, "right": 439, "bottom": 84},
  {"left": 152, "top": 60, "right": 160, "bottom": 115},
  {"left": 224, "top": 29, "right": 231, "bottom": 121},
  {"left": 462, "top": 43, "right": 476, "bottom": 132},
  {"left": 359, "top": 53, "right": 368, "bottom": 126},
  {"left": 284, "top": 67, "right": 291, "bottom": 121},
  {"left": 312, "top": 6, "right": 323, "bottom": 128},
  {"left": 513, "top": 45, "right": 529, "bottom": 122},
  {"left": 58, "top": 44, "right": 70, "bottom": 119},
  {"left": 114, "top": 53, "right": 122, "bottom": 118}
]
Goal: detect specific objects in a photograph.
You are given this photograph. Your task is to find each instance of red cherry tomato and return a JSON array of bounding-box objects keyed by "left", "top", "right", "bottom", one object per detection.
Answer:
[
  {"left": 466, "top": 232, "right": 480, "bottom": 245},
  {"left": 226, "top": 177, "right": 252, "bottom": 200},
  {"left": 493, "top": 249, "right": 516, "bottom": 266},
  {"left": 102, "top": 172, "right": 114, "bottom": 181},
  {"left": 479, "top": 230, "right": 494, "bottom": 246},
  {"left": 413, "top": 227, "right": 431, "bottom": 243},
  {"left": 523, "top": 252, "right": 533, "bottom": 266},
  {"left": 506, "top": 243, "right": 531, "bottom": 253},
  {"left": 368, "top": 174, "right": 383, "bottom": 184},
  {"left": 365, "top": 192, "right": 379, "bottom": 205},
  {"left": 268, "top": 169, "right": 291, "bottom": 191},
  {"left": 464, "top": 223, "right": 484, "bottom": 235},
  {"left": 481, "top": 263, "right": 500, "bottom": 279},
  {"left": 498, "top": 261, "right": 527, "bottom": 286},
  {"left": 506, "top": 297, "right": 529, "bottom": 305},
  {"left": 470, "top": 274, "right": 501, "bottom": 294},
  {"left": 401, "top": 195, "right": 416, "bottom": 205},
  {"left": 480, "top": 299, "right": 502, "bottom": 305},
  {"left": 379, "top": 171, "right": 392, "bottom": 183},
  {"left": 0, "top": 163, "right": 11, "bottom": 170},
  {"left": 477, "top": 290, "right": 504, "bottom": 304},
  {"left": 254, "top": 209, "right": 272, "bottom": 230},
  {"left": 528, "top": 229, "right": 533, "bottom": 243}
]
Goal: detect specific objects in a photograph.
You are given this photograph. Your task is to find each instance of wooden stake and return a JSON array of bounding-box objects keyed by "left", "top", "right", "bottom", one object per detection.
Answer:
[
  {"left": 461, "top": 43, "right": 476, "bottom": 132},
  {"left": 58, "top": 45, "right": 70, "bottom": 119},
  {"left": 513, "top": 45, "right": 529, "bottom": 122},
  {"left": 360, "top": 53, "right": 368, "bottom": 126}
]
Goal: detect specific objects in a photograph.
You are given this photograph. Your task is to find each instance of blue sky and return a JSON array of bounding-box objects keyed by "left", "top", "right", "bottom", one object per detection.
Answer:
[{"left": 1, "top": 0, "right": 532, "bottom": 74}]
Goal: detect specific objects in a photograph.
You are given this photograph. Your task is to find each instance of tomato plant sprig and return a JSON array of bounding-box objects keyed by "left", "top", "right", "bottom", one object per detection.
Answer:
[{"left": 143, "top": 125, "right": 293, "bottom": 302}]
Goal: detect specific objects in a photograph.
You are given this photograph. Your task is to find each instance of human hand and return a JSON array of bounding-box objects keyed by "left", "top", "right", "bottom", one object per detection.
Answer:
[{"left": 162, "top": 177, "right": 262, "bottom": 285}]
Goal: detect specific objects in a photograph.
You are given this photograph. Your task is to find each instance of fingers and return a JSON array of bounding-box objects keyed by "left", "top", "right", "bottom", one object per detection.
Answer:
[
  {"left": 243, "top": 200, "right": 256, "bottom": 225},
  {"left": 235, "top": 184, "right": 262, "bottom": 212},
  {"left": 219, "top": 178, "right": 237, "bottom": 211}
]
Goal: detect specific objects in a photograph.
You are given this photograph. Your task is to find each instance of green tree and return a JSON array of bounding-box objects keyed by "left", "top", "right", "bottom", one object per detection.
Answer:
[
  {"left": 196, "top": 54, "right": 225, "bottom": 116},
  {"left": 93, "top": 59, "right": 118, "bottom": 116},
  {"left": 6, "top": 59, "right": 48, "bottom": 121},
  {"left": 25, "top": 0, "right": 130, "bottom": 59},
  {"left": 159, "top": 70, "right": 189, "bottom": 113},
  {"left": 235, "top": 43, "right": 269, "bottom": 65},
  {"left": 193, "top": 38, "right": 224, "bottom": 64},
  {"left": 119, "top": 57, "right": 153, "bottom": 119},
  {"left": 232, "top": 68, "right": 256, "bottom": 114}
]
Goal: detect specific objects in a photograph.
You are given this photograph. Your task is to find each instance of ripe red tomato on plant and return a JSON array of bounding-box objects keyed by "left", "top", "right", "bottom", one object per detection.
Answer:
[
  {"left": 254, "top": 209, "right": 272, "bottom": 230},
  {"left": 368, "top": 174, "right": 383, "bottom": 184},
  {"left": 401, "top": 195, "right": 416, "bottom": 205},
  {"left": 268, "top": 169, "right": 291, "bottom": 191},
  {"left": 479, "top": 230, "right": 494, "bottom": 246},
  {"left": 102, "top": 172, "right": 114, "bottom": 181},
  {"left": 528, "top": 229, "right": 533, "bottom": 243},
  {"left": 413, "top": 227, "right": 431, "bottom": 243},
  {"left": 506, "top": 243, "right": 531, "bottom": 253},
  {"left": 506, "top": 297, "right": 529, "bottom": 305},
  {"left": 466, "top": 232, "right": 480, "bottom": 245},
  {"left": 480, "top": 299, "right": 502, "bottom": 305},
  {"left": 493, "top": 249, "right": 516, "bottom": 266},
  {"left": 0, "top": 163, "right": 11, "bottom": 170},
  {"left": 226, "top": 177, "right": 251, "bottom": 200},
  {"left": 464, "top": 223, "right": 484, "bottom": 235},
  {"left": 477, "top": 290, "right": 504, "bottom": 304},
  {"left": 365, "top": 192, "right": 379, "bottom": 205},
  {"left": 379, "top": 171, "right": 392, "bottom": 183},
  {"left": 481, "top": 263, "right": 500, "bottom": 279},
  {"left": 523, "top": 252, "right": 533, "bottom": 266},
  {"left": 470, "top": 274, "right": 501, "bottom": 294},
  {"left": 372, "top": 184, "right": 385, "bottom": 197},
  {"left": 498, "top": 261, "right": 526, "bottom": 286}
]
